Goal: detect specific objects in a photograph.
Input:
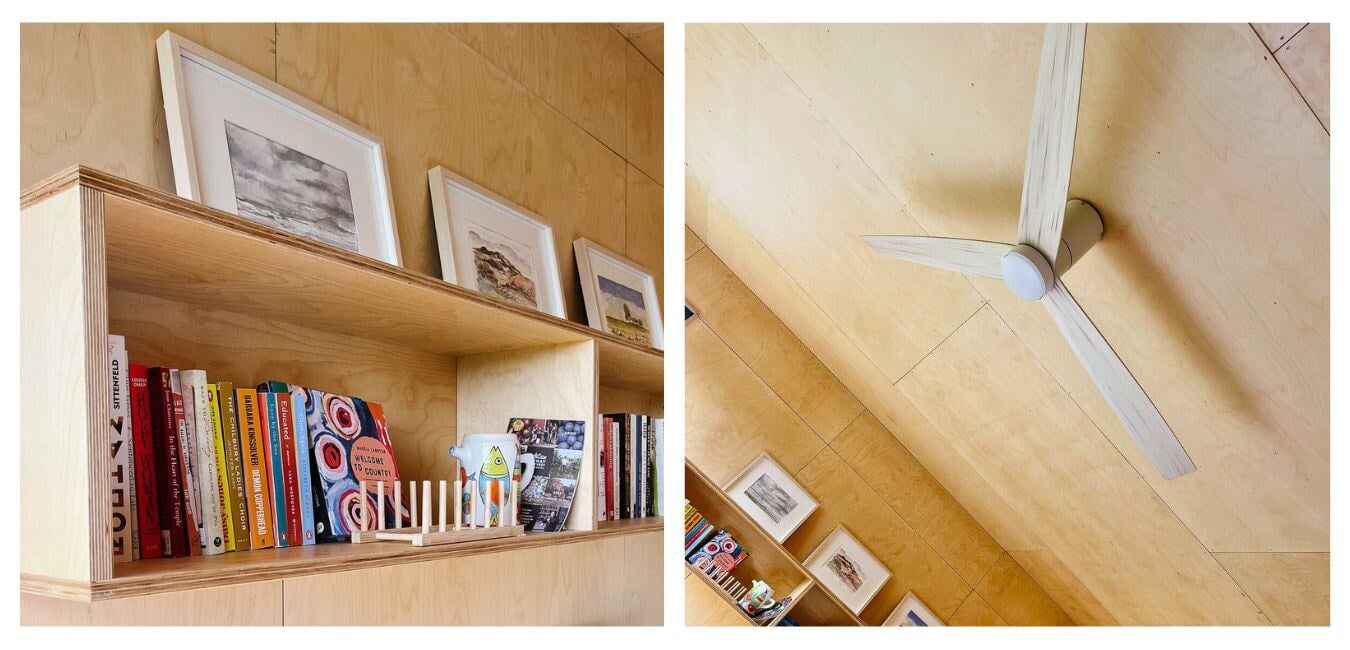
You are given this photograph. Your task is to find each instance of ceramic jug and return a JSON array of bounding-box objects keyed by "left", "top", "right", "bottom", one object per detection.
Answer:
[{"left": 448, "top": 433, "right": 535, "bottom": 527}]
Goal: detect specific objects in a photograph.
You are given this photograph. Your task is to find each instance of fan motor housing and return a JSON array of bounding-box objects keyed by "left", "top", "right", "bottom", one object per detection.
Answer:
[{"left": 1002, "top": 199, "right": 1104, "bottom": 301}]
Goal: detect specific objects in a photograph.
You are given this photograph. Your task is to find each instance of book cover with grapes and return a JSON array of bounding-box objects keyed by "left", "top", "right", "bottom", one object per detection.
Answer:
[{"left": 507, "top": 418, "right": 585, "bottom": 532}]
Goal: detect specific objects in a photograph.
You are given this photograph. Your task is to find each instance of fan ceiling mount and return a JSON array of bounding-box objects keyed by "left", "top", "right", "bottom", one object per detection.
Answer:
[{"left": 862, "top": 24, "right": 1197, "bottom": 480}]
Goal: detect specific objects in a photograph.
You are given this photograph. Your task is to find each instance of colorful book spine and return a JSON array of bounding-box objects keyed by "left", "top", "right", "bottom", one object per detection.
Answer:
[
  {"left": 237, "top": 388, "right": 275, "bottom": 549},
  {"left": 108, "top": 336, "right": 134, "bottom": 563},
  {"left": 288, "top": 386, "right": 317, "bottom": 545},
  {"left": 149, "top": 368, "right": 186, "bottom": 557},
  {"left": 207, "top": 384, "right": 235, "bottom": 552},
  {"left": 596, "top": 423, "right": 607, "bottom": 522},
  {"left": 262, "top": 392, "right": 289, "bottom": 547},
  {"left": 128, "top": 363, "right": 161, "bottom": 559},
  {"left": 182, "top": 370, "right": 225, "bottom": 556},
  {"left": 169, "top": 371, "right": 203, "bottom": 556},
  {"left": 654, "top": 418, "right": 664, "bottom": 517},
  {"left": 638, "top": 415, "right": 649, "bottom": 518},
  {"left": 275, "top": 392, "right": 303, "bottom": 545},
  {"left": 217, "top": 383, "right": 250, "bottom": 550},
  {"left": 610, "top": 419, "right": 620, "bottom": 520}
]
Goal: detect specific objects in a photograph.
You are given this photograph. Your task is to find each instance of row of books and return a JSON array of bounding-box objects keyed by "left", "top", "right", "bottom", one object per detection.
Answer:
[
  {"left": 684, "top": 500, "right": 748, "bottom": 573},
  {"left": 107, "top": 335, "right": 403, "bottom": 561},
  {"left": 596, "top": 413, "right": 664, "bottom": 521}
]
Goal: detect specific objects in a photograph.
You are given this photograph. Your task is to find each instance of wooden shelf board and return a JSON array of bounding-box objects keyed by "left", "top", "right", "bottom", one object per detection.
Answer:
[
  {"left": 22, "top": 517, "right": 662, "bottom": 602},
  {"left": 22, "top": 166, "right": 662, "bottom": 395},
  {"left": 684, "top": 563, "right": 762, "bottom": 626}
]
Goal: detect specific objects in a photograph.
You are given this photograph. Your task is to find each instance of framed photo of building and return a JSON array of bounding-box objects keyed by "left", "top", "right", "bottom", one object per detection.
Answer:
[
  {"left": 724, "top": 453, "right": 817, "bottom": 542},
  {"left": 883, "top": 592, "right": 944, "bottom": 626},
  {"left": 156, "top": 31, "right": 401, "bottom": 265},
  {"left": 803, "top": 525, "right": 890, "bottom": 615},
  {"left": 574, "top": 238, "right": 664, "bottom": 349},
  {"left": 428, "top": 166, "right": 566, "bottom": 318}
]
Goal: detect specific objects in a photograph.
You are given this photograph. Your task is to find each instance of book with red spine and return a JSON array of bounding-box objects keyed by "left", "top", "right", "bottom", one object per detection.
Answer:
[
  {"left": 602, "top": 416, "right": 615, "bottom": 520},
  {"left": 275, "top": 392, "right": 304, "bottom": 542},
  {"left": 128, "top": 364, "right": 162, "bottom": 559},
  {"left": 148, "top": 368, "right": 186, "bottom": 557},
  {"left": 169, "top": 371, "right": 203, "bottom": 556}
]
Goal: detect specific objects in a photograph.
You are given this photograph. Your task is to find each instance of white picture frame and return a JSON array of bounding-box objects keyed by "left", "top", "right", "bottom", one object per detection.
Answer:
[
  {"left": 573, "top": 238, "right": 664, "bottom": 350},
  {"left": 883, "top": 592, "right": 945, "bottom": 627},
  {"left": 427, "top": 166, "right": 566, "bottom": 318},
  {"left": 156, "top": 31, "right": 401, "bottom": 265},
  {"left": 803, "top": 525, "right": 891, "bottom": 615},
  {"left": 724, "top": 453, "right": 818, "bottom": 542}
]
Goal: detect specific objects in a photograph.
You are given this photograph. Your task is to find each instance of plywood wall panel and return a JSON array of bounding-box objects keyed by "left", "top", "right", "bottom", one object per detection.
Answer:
[
  {"left": 445, "top": 23, "right": 628, "bottom": 154},
  {"left": 686, "top": 248, "right": 864, "bottom": 440},
  {"left": 741, "top": 23, "right": 1329, "bottom": 556},
  {"left": 626, "top": 164, "right": 665, "bottom": 305},
  {"left": 20, "top": 23, "right": 277, "bottom": 191},
  {"left": 629, "top": 28, "right": 664, "bottom": 73},
  {"left": 1275, "top": 23, "right": 1329, "bottom": 131},
  {"left": 974, "top": 553, "right": 1074, "bottom": 626},
  {"left": 275, "top": 23, "right": 628, "bottom": 322},
  {"left": 686, "top": 226, "right": 706, "bottom": 259},
  {"left": 831, "top": 413, "right": 1000, "bottom": 587},
  {"left": 1214, "top": 552, "right": 1329, "bottom": 626},
  {"left": 1251, "top": 23, "right": 1306, "bottom": 52},
  {"left": 784, "top": 449, "right": 971, "bottom": 625},
  {"left": 626, "top": 45, "right": 664, "bottom": 184},
  {"left": 1008, "top": 549, "right": 1118, "bottom": 625},
  {"left": 21, "top": 581, "right": 283, "bottom": 625},
  {"left": 685, "top": 318, "right": 825, "bottom": 485},
  {"left": 947, "top": 592, "right": 1007, "bottom": 626}
]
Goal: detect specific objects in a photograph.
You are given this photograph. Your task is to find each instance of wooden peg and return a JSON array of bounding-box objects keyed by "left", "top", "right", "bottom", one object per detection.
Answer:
[
  {"left": 376, "top": 480, "right": 385, "bottom": 530},
  {"left": 421, "top": 481, "right": 431, "bottom": 534},
  {"left": 511, "top": 479, "right": 520, "bottom": 526},
  {"left": 358, "top": 480, "right": 369, "bottom": 532},
  {"left": 454, "top": 480, "right": 462, "bottom": 531},
  {"left": 394, "top": 480, "right": 402, "bottom": 528},
  {"left": 409, "top": 480, "right": 418, "bottom": 528},
  {"left": 470, "top": 483, "right": 478, "bottom": 529},
  {"left": 438, "top": 480, "right": 447, "bottom": 533}
]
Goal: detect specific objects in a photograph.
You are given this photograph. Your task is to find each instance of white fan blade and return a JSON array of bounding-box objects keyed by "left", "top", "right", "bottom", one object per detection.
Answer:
[
  {"left": 862, "top": 236, "right": 1011, "bottom": 279},
  {"left": 1041, "top": 280, "right": 1196, "bottom": 479},
  {"left": 1016, "top": 23, "right": 1087, "bottom": 266}
]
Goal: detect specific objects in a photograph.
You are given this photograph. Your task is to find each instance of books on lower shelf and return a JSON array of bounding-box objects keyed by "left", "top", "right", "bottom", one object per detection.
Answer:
[
  {"left": 597, "top": 413, "right": 664, "bottom": 521},
  {"left": 108, "top": 333, "right": 403, "bottom": 561},
  {"left": 684, "top": 500, "right": 748, "bottom": 573}
]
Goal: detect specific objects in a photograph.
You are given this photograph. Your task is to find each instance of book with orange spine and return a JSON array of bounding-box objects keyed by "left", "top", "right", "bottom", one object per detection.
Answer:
[{"left": 236, "top": 388, "right": 275, "bottom": 549}]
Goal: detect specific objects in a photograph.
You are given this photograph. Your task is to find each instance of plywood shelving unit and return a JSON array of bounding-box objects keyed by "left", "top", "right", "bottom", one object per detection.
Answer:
[
  {"left": 685, "top": 460, "right": 861, "bottom": 626},
  {"left": 19, "top": 166, "right": 665, "bottom": 604}
]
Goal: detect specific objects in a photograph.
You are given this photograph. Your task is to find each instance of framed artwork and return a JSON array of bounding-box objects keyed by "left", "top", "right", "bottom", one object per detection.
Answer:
[
  {"left": 803, "top": 525, "right": 890, "bottom": 614},
  {"left": 574, "top": 238, "right": 664, "bottom": 349},
  {"left": 428, "top": 166, "right": 566, "bottom": 317},
  {"left": 883, "top": 592, "right": 944, "bottom": 627},
  {"left": 724, "top": 453, "right": 818, "bottom": 542},
  {"left": 156, "top": 31, "right": 401, "bottom": 265}
]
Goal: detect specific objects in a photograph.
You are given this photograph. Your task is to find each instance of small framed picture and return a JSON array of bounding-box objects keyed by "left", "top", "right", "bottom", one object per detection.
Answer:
[
  {"left": 428, "top": 166, "right": 566, "bottom": 317},
  {"left": 803, "top": 525, "right": 890, "bottom": 614},
  {"left": 573, "top": 238, "right": 664, "bottom": 349},
  {"left": 883, "top": 592, "right": 944, "bottom": 626},
  {"left": 156, "top": 32, "right": 401, "bottom": 265},
  {"left": 724, "top": 453, "right": 817, "bottom": 542}
]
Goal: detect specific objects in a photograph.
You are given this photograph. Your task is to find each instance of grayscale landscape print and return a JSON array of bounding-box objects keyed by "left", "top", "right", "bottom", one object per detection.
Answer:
[
  {"left": 224, "top": 121, "right": 358, "bottom": 252},
  {"left": 469, "top": 226, "right": 539, "bottom": 309},
  {"left": 745, "top": 473, "right": 797, "bottom": 523},
  {"left": 598, "top": 275, "right": 651, "bottom": 345}
]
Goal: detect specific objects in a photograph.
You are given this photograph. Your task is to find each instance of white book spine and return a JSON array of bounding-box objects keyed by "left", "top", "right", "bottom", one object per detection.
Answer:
[
  {"left": 183, "top": 370, "right": 225, "bottom": 555},
  {"left": 108, "top": 335, "right": 134, "bottom": 563},
  {"left": 170, "top": 370, "right": 203, "bottom": 550},
  {"left": 596, "top": 418, "right": 607, "bottom": 522}
]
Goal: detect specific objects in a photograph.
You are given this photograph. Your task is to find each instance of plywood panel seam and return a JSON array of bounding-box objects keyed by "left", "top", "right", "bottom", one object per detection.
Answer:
[
  {"left": 891, "top": 300, "right": 988, "bottom": 388},
  {"left": 436, "top": 23, "right": 636, "bottom": 171},
  {"left": 1209, "top": 552, "right": 1275, "bottom": 626},
  {"left": 618, "top": 26, "right": 662, "bottom": 75},
  {"left": 1250, "top": 23, "right": 1329, "bottom": 136}
]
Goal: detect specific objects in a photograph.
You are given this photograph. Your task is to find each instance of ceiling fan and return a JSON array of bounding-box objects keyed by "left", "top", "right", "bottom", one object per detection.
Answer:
[{"left": 862, "top": 24, "right": 1196, "bottom": 480}]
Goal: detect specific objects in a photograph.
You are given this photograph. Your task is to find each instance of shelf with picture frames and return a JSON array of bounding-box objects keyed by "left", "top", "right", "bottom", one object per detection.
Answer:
[
  {"left": 685, "top": 460, "right": 862, "bottom": 626},
  {"left": 19, "top": 166, "right": 664, "bottom": 605}
]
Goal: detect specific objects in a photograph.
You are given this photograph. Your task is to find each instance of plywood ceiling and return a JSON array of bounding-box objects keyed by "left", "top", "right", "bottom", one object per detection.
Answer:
[{"left": 685, "top": 23, "right": 1327, "bottom": 625}]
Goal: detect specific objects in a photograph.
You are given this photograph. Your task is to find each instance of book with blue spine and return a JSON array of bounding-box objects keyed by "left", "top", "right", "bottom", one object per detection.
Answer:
[
  {"left": 261, "top": 381, "right": 317, "bottom": 546},
  {"left": 262, "top": 392, "right": 289, "bottom": 547}
]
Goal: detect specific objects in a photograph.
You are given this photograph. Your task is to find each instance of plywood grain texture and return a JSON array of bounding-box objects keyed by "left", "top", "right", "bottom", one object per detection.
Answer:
[
  {"left": 784, "top": 449, "right": 971, "bottom": 625},
  {"left": 685, "top": 318, "right": 826, "bottom": 484},
  {"left": 1274, "top": 23, "right": 1329, "bottom": 132},
  {"left": 686, "top": 575, "right": 755, "bottom": 626},
  {"left": 1251, "top": 23, "right": 1307, "bottom": 53},
  {"left": 687, "top": 248, "right": 864, "bottom": 440},
  {"left": 626, "top": 164, "right": 665, "bottom": 305},
  {"left": 629, "top": 27, "right": 664, "bottom": 73},
  {"left": 22, "top": 24, "right": 662, "bottom": 331},
  {"left": 974, "top": 553, "right": 1074, "bottom": 626},
  {"left": 831, "top": 413, "right": 1001, "bottom": 587},
  {"left": 1214, "top": 553, "right": 1330, "bottom": 625},
  {"left": 948, "top": 592, "right": 1007, "bottom": 626},
  {"left": 21, "top": 581, "right": 283, "bottom": 625},
  {"left": 1008, "top": 548, "right": 1117, "bottom": 625},
  {"left": 686, "top": 226, "right": 706, "bottom": 259},
  {"left": 444, "top": 23, "right": 628, "bottom": 154},
  {"left": 282, "top": 531, "right": 660, "bottom": 625},
  {"left": 687, "top": 22, "right": 1327, "bottom": 625},
  {"left": 626, "top": 44, "right": 664, "bottom": 184}
]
